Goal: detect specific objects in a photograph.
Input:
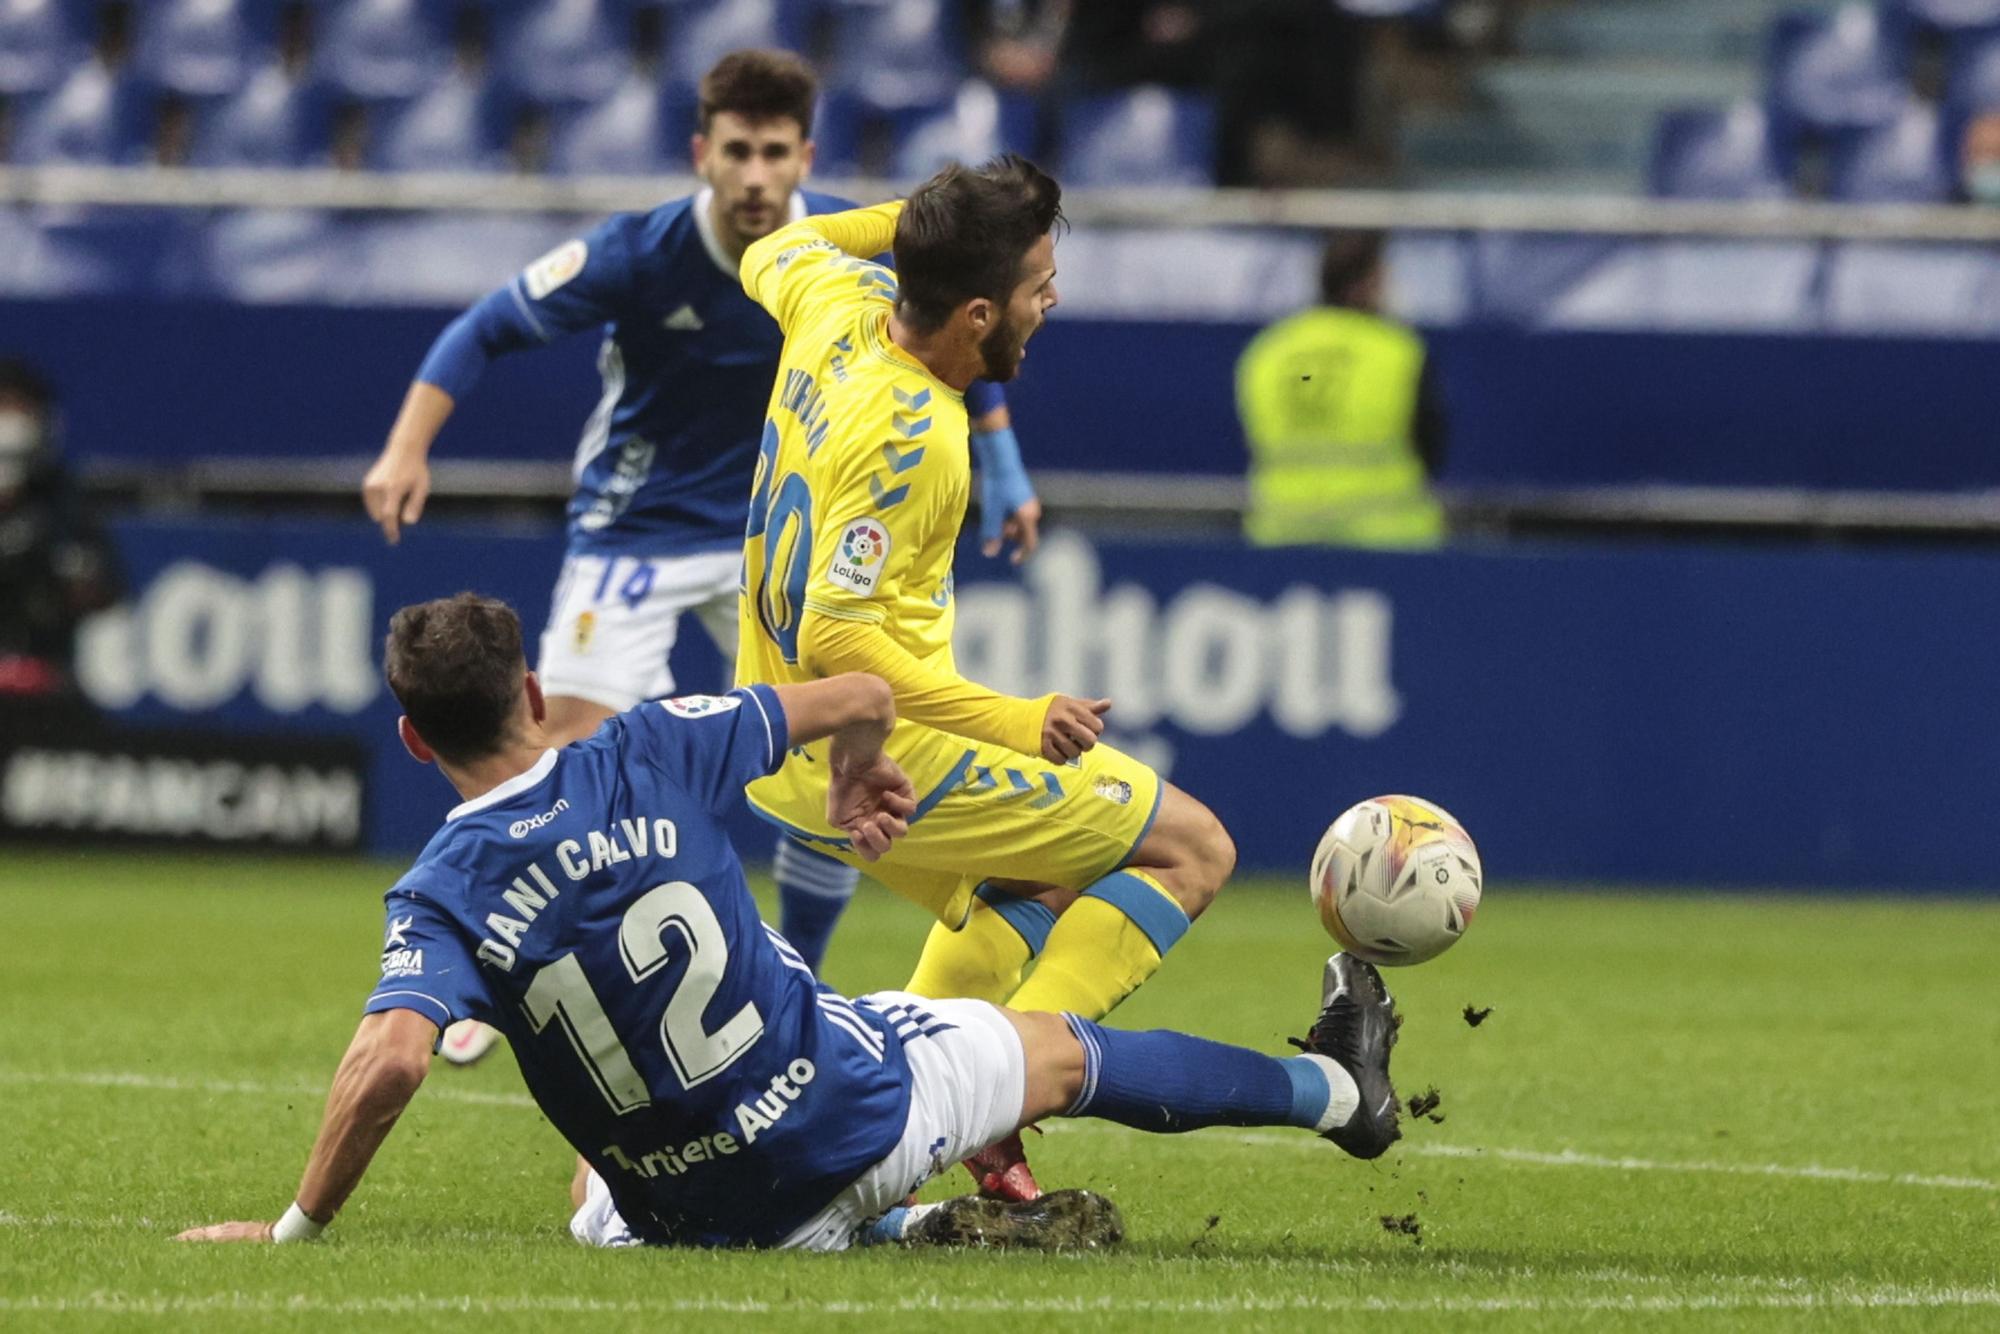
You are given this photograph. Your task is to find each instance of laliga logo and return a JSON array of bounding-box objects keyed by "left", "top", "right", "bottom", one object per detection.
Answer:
[
  {"left": 955, "top": 533, "right": 1400, "bottom": 774},
  {"left": 76, "top": 561, "right": 378, "bottom": 715}
]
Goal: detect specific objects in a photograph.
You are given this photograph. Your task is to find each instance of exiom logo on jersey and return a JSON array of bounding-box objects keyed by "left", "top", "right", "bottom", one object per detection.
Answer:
[{"left": 509, "top": 797, "right": 570, "bottom": 839}]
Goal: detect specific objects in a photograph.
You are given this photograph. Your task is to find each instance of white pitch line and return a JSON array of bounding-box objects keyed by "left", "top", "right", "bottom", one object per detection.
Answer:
[
  {"left": 0, "top": 1288, "right": 1996, "bottom": 1318},
  {"left": 1039, "top": 1118, "right": 2000, "bottom": 1193},
  {"left": 7, "top": 1066, "right": 1997, "bottom": 1194}
]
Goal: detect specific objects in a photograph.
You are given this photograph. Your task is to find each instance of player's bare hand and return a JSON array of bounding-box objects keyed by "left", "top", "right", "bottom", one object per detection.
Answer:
[
  {"left": 982, "top": 498, "right": 1043, "bottom": 566},
  {"left": 1041, "top": 696, "right": 1109, "bottom": 763},
  {"left": 175, "top": 1220, "right": 276, "bottom": 1243},
  {"left": 362, "top": 450, "right": 431, "bottom": 545},
  {"left": 828, "top": 752, "right": 917, "bottom": 861}
]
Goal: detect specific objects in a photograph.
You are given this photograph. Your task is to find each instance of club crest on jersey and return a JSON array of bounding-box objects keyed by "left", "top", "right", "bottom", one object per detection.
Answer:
[
  {"left": 1093, "top": 777, "right": 1134, "bottom": 806},
  {"left": 573, "top": 610, "right": 596, "bottom": 653},
  {"left": 828, "top": 520, "right": 890, "bottom": 594},
  {"left": 523, "top": 238, "right": 587, "bottom": 299},
  {"left": 662, "top": 694, "right": 741, "bottom": 718}
]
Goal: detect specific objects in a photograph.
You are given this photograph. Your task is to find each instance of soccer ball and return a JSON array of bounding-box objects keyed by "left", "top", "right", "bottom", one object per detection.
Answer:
[{"left": 1309, "top": 795, "right": 1483, "bottom": 966}]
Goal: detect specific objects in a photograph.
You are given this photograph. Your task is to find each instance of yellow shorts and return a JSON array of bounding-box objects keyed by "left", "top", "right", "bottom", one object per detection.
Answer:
[{"left": 745, "top": 720, "right": 1164, "bottom": 929}]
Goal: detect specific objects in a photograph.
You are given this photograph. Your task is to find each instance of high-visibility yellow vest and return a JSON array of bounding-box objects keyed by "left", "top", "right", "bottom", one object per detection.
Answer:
[{"left": 1235, "top": 307, "right": 1445, "bottom": 549}]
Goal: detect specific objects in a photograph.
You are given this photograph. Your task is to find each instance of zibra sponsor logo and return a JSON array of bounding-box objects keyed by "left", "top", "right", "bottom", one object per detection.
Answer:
[
  {"left": 75, "top": 561, "right": 377, "bottom": 715},
  {"left": 955, "top": 533, "right": 1400, "bottom": 773}
]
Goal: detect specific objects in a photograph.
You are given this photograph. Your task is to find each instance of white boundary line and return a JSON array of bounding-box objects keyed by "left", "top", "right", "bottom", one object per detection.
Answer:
[
  {"left": 0, "top": 1289, "right": 1996, "bottom": 1317},
  {"left": 5, "top": 1067, "right": 1996, "bottom": 1195}
]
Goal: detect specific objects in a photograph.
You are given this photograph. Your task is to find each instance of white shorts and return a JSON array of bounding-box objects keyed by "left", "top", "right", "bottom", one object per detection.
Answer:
[
  {"left": 569, "top": 994, "right": 1026, "bottom": 1253},
  {"left": 536, "top": 549, "right": 741, "bottom": 711}
]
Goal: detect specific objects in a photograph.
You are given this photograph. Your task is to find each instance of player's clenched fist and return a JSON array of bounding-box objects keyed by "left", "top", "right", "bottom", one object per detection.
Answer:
[{"left": 1041, "top": 696, "right": 1110, "bottom": 763}]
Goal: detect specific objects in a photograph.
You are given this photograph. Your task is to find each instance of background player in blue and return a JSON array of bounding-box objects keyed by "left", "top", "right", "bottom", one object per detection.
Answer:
[
  {"left": 174, "top": 593, "right": 1410, "bottom": 1252},
  {"left": 360, "top": 52, "right": 1042, "bottom": 1061}
]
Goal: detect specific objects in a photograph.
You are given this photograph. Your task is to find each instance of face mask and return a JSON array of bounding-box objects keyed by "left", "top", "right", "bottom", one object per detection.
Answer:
[{"left": 1968, "top": 163, "right": 2000, "bottom": 206}]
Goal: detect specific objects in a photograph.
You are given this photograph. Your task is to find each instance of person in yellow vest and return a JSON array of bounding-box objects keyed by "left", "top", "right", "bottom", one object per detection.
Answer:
[{"left": 1235, "top": 231, "right": 1448, "bottom": 548}]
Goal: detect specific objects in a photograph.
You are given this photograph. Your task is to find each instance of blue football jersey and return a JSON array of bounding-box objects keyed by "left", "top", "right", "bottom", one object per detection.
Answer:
[{"left": 363, "top": 684, "right": 914, "bottom": 1247}]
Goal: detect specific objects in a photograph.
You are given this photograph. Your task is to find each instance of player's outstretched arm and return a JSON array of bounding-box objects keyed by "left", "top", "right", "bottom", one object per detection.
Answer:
[
  {"left": 967, "top": 397, "right": 1042, "bottom": 565},
  {"left": 175, "top": 1008, "right": 436, "bottom": 1243},
  {"left": 363, "top": 382, "right": 454, "bottom": 545},
  {"left": 801, "top": 613, "right": 1106, "bottom": 764},
  {"left": 772, "top": 674, "right": 916, "bottom": 859},
  {"left": 740, "top": 201, "right": 905, "bottom": 332}
]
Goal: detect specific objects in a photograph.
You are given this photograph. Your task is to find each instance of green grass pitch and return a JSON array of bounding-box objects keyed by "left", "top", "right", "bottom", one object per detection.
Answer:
[{"left": 4, "top": 849, "right": 1997, "bottom": 1331}]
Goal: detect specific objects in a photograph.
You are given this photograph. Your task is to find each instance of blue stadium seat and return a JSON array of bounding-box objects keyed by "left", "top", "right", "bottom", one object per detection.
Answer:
[
  {"left": 363, "top": 70, "right": 517, "bottom": 171},
  {"left": 1827, "top": 98, "right": 1954, "bottom": 199},
  {"left": 1765, "top": 5, "right": 1909, "bottom": 135},
  {"left": 315, "top": 0, "right": 455, "bottom": 101},
  {"left": 1333, "top": 0, "right": 1443, "bottom": 16},
  {"left": 492, "top": 0, "right": 634, "bottom": 107},
  {"left": 188, "top": 66, "right": 337, "bottom": 168},
  {"left": 132, "top": 0, "right": 276, "bottom": 98},
  {"left": 546, "top": 73, "right": 693, "bottom": 175},
  {"left": 887, "top": 81, "right": 1032, "bottom": 179},
  {"left": 1945, "top": 26, "right": 2000, "bottom": 109},
  {"left": 656, "top": 0, "right": 807, "bottom": 89},
  {"left": 807, "top": 89, "right": 866, "bottom": 176},
  {"left": 0, "top": 0, "right": 90, "bottom": 95},
  {"left": 1649, "top": 103, "right": 1791, "bottom": 199},
  {"left": 11, "top": 61, "right": 154, "bottom": 165},
  {"left": 1885, "top": 0, "right": 2000, "bottom": 35},
  {"left": 823, "top": 0, "right": 966, "bottom": 113},
  {"left": 1060, "top": 87, "right": 1215, "bottom": 187}
]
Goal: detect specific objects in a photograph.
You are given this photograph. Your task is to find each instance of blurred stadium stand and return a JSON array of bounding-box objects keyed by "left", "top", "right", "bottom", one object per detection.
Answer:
[{"left": 4, "top": 0, "right": 2000, "bottom": 542}]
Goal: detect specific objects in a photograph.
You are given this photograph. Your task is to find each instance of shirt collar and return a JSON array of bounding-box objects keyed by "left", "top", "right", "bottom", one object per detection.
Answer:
[
  {"left": 692, "top": 185, "right": 811, "bottom": 277},
  {"left": 446, "top": 749, "right": 559, "bottom": 823}
]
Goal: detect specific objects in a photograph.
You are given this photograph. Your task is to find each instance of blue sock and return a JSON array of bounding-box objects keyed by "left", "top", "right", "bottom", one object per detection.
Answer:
[
  {"left": 774, "top": 837, "right": 858, "bottom": 973},
  {"left": 1061, "top": 1015, "right": 1346, "bottom": 1134}
]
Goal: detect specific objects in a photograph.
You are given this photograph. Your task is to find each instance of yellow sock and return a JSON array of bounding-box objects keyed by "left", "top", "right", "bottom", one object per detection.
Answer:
[
  {"left": 903, "top": 890, "right": 1052, "bottom": 1004},
  {"left": 1004, "top": 870, "right": 1190, "bottom": 1020}
]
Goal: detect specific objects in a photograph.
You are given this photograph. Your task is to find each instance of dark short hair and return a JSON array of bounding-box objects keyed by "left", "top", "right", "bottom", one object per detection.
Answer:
[
  {"left": 698, "top": 49, "right": 817, "bottom": 137},
  {"left": 384, "top": 592, "right": 526, "bottom": 765},
  {"left": 0, "top": 358, "right": 55, "bottom": 413},
  {"left": 1319, "top": 230, "right": 1386, "bottom": 307},
  {"left": 893, "top": 154, "right": 1064, "bottom": 332}
]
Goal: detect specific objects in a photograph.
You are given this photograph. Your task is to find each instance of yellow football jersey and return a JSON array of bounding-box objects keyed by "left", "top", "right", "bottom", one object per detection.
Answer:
[
  {"left": 734, "top": 205, "right": 1163, "bottom": 927},
  {"left": 736, "top": 204, "right": 969, "bottom": 696}
]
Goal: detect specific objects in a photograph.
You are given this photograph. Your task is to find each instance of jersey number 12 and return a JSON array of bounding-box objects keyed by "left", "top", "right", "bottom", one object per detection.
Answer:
[{"left": 521, "top": 881, "right": 764, "bottom": 1113}]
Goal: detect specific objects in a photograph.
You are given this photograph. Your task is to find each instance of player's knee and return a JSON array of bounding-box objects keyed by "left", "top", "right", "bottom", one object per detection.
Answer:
[{"left": 1169, "top": 799, "right": 1234, "bottom": 920}]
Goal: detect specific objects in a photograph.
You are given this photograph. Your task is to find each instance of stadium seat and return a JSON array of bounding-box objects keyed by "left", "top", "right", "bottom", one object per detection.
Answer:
[
  {"left": 10, "top": 61, "right": 154, "bottom": 165},
  {"left": 1827, "top": 98, "right": 1954, "bottom": 200},
  {"left": 0, "top": 0, "right": 90, "bottom": 95},
  {"left": 1884, "top": 0, "right": 2000, "bottom": 36},
  {"left": 131, "top": 0, "right": 275, "bottom": 99},
  {"left": 887, "top": 81, "right": 1032, "bottom": 179},
  {"left": 491, "top": 0, "right": 634, "bottom": 107},
  {"left": 1332, "top": 0, "right": 1443, "bottom": 16},
  {"left": 1945, "top": 26, "right": 2000, "bottom": 109},
  {"left": 1765, "top": 5, "right": 1910, "bottom": 134},
  {"left": 188, "top": 65, "right": 337, "bottom": 168},
  {"left": 656, "top": 0, "right": 808, "bottom": 89},
  {"left": 1060, "top": 87, "right": 1216, "bottom": 187},
  {"left": 315, "top": 0, "right": 455, "bottom": 101},
  {"left": 363, "top": 70, "right": 517, "bottom": 172},
  {"left": 1648, "top": 102, "right": 1792, "bottom": 199},
  {"left": 546, "top": 72, "right": 693, "bottom": 175},
  {"left": 822, "top": 0, "right": 966, "bottom": 113}
]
